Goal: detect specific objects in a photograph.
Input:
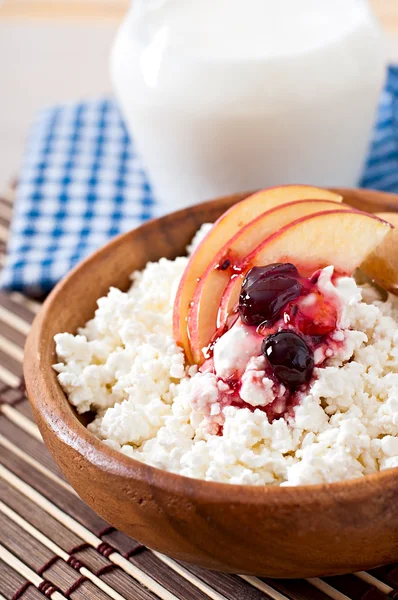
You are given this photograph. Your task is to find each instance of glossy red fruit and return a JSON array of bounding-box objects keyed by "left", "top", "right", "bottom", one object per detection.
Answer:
[
  {"left": 239, "top": 264, "right": 303, "bottom": 327},
  {"left": 293, "top": 292, "right": 338, "bottom": 336},
  {"left": 262, "top": 331, "right": 314, "bottom": 388}
]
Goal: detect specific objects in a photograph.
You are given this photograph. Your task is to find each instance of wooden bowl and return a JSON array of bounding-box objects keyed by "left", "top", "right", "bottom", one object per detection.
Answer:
[{"left": 24, "top": 188, "right": 398, "bottom": 578}]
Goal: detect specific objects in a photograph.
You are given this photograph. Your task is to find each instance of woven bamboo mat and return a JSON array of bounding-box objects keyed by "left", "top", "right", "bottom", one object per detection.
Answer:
[{"left": 0, "top": 189, "right": 398, "bottom": 600}]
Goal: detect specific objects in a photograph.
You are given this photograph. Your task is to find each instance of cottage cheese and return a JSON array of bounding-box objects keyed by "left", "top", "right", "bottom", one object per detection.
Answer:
[{"left": 54, "top": 226, "right": 398, "bottom": 486}]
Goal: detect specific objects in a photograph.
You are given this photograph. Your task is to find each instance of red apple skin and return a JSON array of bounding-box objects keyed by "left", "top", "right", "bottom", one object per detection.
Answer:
[
  {"left": 173, "top": 185, "right": 342, "bottom": 361},
  {"left": 188, "top": 209, "right": 391, "bottom": 365},
  {"left": 218, "top": 276, "right": 243, "bottom": 330}
]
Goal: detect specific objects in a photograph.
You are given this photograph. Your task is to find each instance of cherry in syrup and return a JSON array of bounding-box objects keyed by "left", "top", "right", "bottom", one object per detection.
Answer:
[
  {"left": 238, "top": 263, "right": 303, "bottom": 327},
  {"left": 262, "top": 331, "right": 314, "bottom": 388}
]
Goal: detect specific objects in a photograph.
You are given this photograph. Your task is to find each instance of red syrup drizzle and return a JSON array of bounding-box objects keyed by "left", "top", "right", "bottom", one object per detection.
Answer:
[
  {"left": 201, "top": 264, "right": 346, "bottom": 433},
  {"left": 215, "top": 251, "right": 243, "bottom": 275},
  {"left": 216, "top": 367, "right": 292, "bottom": 425},
  {"left": 216, "top": 259, "right": 231, "bottom": 271}
]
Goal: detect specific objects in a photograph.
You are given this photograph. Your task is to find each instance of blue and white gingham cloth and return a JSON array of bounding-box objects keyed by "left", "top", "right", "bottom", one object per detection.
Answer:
[
  {"left": 361, "top": 66, "right": 398, "bottom": 191},
  {"left": 2, "top": 66, "right": 398, "bottom": 296},
  {"left": 1, "top": 99, "right": 161, "bottom": 296}
]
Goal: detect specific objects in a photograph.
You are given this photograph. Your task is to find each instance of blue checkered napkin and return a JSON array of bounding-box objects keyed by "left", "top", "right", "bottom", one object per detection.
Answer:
[
  {"left": 360, "top": 66, "right": 398, "bottom": 191},
  {"left": 2, "top": 67, "right": 398, "bottom": 296},
  {"left": 1, "top": 98, "right": 158, "bottom": 296}
]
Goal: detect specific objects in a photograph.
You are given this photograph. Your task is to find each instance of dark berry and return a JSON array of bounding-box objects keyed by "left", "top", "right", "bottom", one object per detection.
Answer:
[
  {"left": 262, "top": 331, "right": 314, "bottom": 388},
  {"left": 239, "top": 263, "right": 303, "bottom": 326}
]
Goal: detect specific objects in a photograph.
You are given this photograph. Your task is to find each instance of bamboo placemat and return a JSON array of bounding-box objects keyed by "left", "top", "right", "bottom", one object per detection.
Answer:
[{"left": 0, "top": 188, "right": 397, "bottom": 600}]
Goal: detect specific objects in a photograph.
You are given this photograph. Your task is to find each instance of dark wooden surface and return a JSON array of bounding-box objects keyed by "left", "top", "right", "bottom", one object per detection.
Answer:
[{"left": 0, "top": 186, "right": 397, "bottom": 597}]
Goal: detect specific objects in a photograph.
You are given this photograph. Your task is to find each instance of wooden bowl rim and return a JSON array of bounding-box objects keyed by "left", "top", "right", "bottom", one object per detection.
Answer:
[{"left": 24, "top": 187, "right": 398, "bottom": 505}]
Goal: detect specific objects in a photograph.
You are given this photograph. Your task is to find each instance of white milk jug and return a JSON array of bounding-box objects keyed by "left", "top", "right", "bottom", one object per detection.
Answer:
[{"left": 111, "top": 0, "right": 385, "bottom": 209}]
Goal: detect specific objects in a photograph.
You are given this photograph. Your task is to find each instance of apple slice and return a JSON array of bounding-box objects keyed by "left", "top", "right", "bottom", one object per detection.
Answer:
[
  {"left": 189, "top": 210, "right": 390, "bottom": 364},
  {"left": 360, "top": 211, "right": 398, "bottom": 293},
  {"left": 174, "top": 185, "right": 342, "bottom": 360},
  {"left": 216, "top": 200, "right": 355, "bottom": 329},
  {"left": 187, "top": 200, "right": 352, "bottom": 364}
]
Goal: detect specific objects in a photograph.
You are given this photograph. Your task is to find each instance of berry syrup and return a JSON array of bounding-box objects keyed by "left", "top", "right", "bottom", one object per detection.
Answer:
[{"left": 200, "top": 263, "right": 347, "bottom": 430}]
